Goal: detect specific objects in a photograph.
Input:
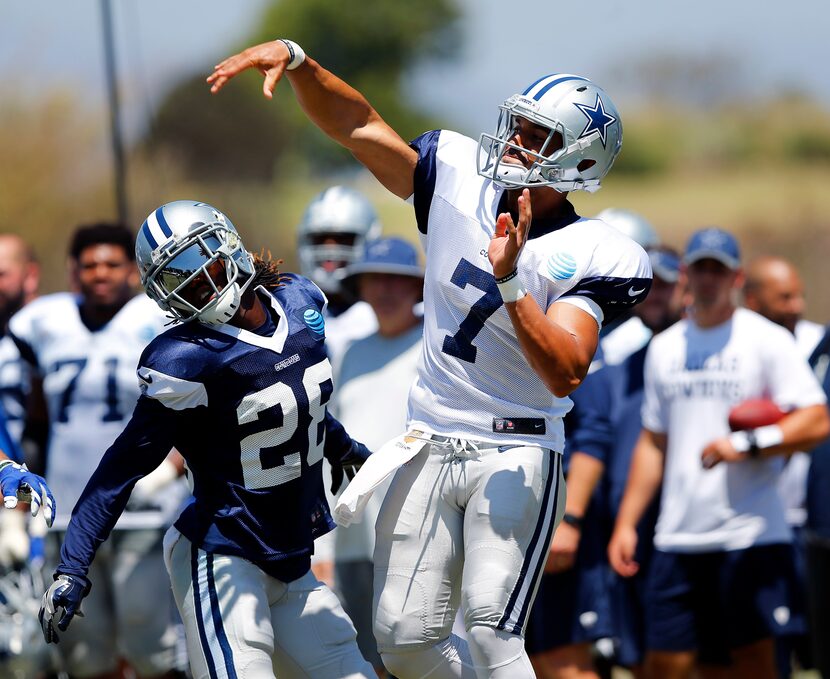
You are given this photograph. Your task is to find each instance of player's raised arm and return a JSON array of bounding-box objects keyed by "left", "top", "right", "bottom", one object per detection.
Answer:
[{"left": 208, "top": 40, "right": 417, "bottom": 199}]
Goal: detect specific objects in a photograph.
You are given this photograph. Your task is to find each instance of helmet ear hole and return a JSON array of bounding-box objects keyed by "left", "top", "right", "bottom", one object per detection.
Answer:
[{"left": 577, "top": 159, "right": 596, "bottom": 172}]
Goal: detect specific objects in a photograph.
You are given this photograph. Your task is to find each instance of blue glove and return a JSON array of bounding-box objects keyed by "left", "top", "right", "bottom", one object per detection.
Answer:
[
  {"left": 0, "top": 460, "right": 55, "bottom": 527},
  {"left": 39, "top": 573, "right": 91, "bottom": 643}
]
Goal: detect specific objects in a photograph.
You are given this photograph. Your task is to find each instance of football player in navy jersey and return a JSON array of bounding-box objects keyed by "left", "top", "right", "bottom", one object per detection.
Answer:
[
  {"left": 208, "top": 41, "right": 651, "bottom": 679},
  {"left": 38, "top": 201, "right": 375, "bottom": 679}
]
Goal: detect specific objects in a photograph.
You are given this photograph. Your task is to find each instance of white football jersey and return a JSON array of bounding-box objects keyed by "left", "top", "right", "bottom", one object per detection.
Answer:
[
  {"left": 406, "top": 130, "right": 651, "bottom": 453},
  {"left": 0, "top": 331, "right": 31, "bottom": 446},
  {"left": 642, "top": 308, "right": 827, "bottom": 552},
  {"left": 9, "top": 293, "right": 175, "bottom": 529}
]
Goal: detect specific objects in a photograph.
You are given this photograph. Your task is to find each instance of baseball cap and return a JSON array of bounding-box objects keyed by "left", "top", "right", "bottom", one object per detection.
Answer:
[
  {"left": 343, "top": 237, "right": 425, "bottom": 280},
  {"left": 648, "top": 248, "right": 681, "bottom": 283},
  {"left": 683, "top": 227, "right": 741, "bottom": 269}
]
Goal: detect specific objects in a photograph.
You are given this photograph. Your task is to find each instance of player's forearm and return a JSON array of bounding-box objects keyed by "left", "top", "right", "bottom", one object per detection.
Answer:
[
  {"left": 615, "top": 432, "right": 665, "bottom": 530},
  {"left": 757, "top": 404, "right": 830, "bottom": 456},
  {"left": 286, "top": 58, "right": 416, "bottom": 198},
  {"left": 505, "top": 297, "right": 593, "bottom": 397},
  {"left": 564, "top": 452, "right": 605, "bottom": 517}
]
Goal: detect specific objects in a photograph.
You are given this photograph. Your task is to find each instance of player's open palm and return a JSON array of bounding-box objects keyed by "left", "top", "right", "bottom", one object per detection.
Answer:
[
  {"left": 208, "top": 40, "right": 291, "bottom": 99},
  {"left": 489, "top": 188, "right": 532, "bottom": 280},
  {"left": 608, "top": 524, "right": 640, "bottom": 578}
]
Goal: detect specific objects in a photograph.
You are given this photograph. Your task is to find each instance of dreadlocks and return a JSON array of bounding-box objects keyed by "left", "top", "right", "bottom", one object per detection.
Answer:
[{"left": 251, "top": 251, "right": 288, "bottom": 291}]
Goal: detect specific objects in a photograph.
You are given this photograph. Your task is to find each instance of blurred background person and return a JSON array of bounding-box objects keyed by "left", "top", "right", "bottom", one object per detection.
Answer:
[
  {"left": 0, "top": 234, "right": 40, "bottom": 447},
  {"left": 296, "top": 185, "right": 381, "bottom": 368},
  {"left": 805, "top": 326, "right": 830, "bottom": 678},
  {"left": 326, "top": 236, "right": 425, "bottom": 678},
  {"left": 527, "top": 246, "right": 683, "bottom": 679},
  {"left": 595, "top": 209, "right": 662, "bottom": 367},
  {"left": 299, "top": 186, "right": 385, "bottom": 592},
  {"left": 609, "top": 228, "right": 829, "bottom": 679},
  {"left": 743, "top": 254, "right": 824, "bottom": 676},
  {"left": 9, "top": 223, "right": 187, "bottom": 679}
]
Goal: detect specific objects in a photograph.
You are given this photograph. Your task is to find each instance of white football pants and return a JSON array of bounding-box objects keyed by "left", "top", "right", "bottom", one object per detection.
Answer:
[
  {"left": 164, "top": 527, "right": 374, "bottom": 679},
  {"left": 373, "top": 438, "right": 565, "bottom": 678}
]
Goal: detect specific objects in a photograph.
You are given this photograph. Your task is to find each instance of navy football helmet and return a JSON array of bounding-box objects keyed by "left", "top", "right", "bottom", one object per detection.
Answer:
[{"left": 478, "top": 74, "right": 623, "bottom": 192}]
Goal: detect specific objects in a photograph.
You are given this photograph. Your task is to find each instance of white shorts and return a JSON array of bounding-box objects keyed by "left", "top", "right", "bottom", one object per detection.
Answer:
[
  {"left": 163, "top": 527, "right": 374, "bottom": 679},
  {"left": 373, "top": 438, "right": 565, "bottom": 651}
]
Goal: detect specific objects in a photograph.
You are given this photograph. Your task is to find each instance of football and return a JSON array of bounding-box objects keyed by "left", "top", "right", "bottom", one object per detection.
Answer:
[{"left": 728, "top": 398, "right": 785, "bottom": 432}]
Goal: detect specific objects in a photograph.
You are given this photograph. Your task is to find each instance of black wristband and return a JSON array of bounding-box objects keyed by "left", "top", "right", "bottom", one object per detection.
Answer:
[
  {"left": 495, "top": 269, "right": 519, "bottom": 284},
  {"left": 746, "top": 429, "right": 761, "bottom": 458},
  {"left": 562, "top": 512, "right": 583, "bottom": 530}
]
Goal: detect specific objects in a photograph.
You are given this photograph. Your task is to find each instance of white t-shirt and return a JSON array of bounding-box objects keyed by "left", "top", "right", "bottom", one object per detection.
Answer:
[
  {"left": 9, "top": 293, "right": 187, "bottom": 530},
  {"left": 323, "top": 300, "right": 378, "bottom": 374},
  {"left": 777, "top": 318, "right": 825, "bottom": 526},
  {"left": 642, "top": 308, "right": 826, "bottom": 552},
  {"left": 601, "top": 315, "right": 652, "bottom": 366}
]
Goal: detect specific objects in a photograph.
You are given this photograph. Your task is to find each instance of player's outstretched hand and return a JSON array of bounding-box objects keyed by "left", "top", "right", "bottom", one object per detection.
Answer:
[
  {"left": 39, "top": 573, "right": 91, "bottom": 644},
  {"left": 0, "top": 460, "right": 55, "bottom": 527},
  {"left": 488, "top": 188, "right": 532, "bottom": 280},
  {"left": 207, "top": 40, "right": 293, "bottom": 99},
  {"left": 607, "top": 524, "right": 639, "bottom": 578}
]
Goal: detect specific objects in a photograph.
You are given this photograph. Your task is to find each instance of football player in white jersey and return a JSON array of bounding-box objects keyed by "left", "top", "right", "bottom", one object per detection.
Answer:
[
  {"left": 10, "top": 223, "right": 186, "bottom": 678},
  {"left": 209, "top": 40, "right": 651, "bottom": 679},
  {"left": 609, "top": 228, "right": 830, "bottom": 679}
]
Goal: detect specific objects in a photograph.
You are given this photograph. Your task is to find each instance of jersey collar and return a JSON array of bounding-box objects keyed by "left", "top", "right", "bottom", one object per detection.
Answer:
[{"left": 203, "top": 286, "right": 289, "bottom": 353}]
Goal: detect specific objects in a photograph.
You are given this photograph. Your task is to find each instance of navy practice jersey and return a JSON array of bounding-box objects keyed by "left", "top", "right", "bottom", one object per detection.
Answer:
[
  {"left": 58, "top": 276, "right": 365, "bottom": 583},
  {"left": 807, "top": 326, "right": 830, "bottom": 537}
]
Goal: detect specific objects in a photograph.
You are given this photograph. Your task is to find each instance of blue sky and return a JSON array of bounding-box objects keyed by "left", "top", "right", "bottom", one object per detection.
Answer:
[{"left": 1, "top": 0, "right": 827, "bottom": 138}]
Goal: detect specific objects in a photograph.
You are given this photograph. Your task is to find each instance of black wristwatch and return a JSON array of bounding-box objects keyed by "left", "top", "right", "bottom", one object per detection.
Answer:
[{"left": 562, "top": 513, "right": 584, "bottom": 530}]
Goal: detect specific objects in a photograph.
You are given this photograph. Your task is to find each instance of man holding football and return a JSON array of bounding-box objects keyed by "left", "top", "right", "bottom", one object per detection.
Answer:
[{"left": 608, "top": 228, "right": 830, "bottom": 679}]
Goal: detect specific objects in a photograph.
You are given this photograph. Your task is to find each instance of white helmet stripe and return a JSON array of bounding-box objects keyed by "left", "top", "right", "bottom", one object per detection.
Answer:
[{"left": 144, "top": 209, "right": 171, "bottom": 249}]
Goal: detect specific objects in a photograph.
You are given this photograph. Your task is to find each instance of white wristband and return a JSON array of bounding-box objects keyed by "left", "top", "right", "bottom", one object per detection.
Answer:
[
  {"left": 729, "top": 424, "right": 784, "bottom": 456},
  {"left": 496, "top": 270, "right": 527, "bottom": 304},
  {"left": 278, "top": 39, "right": 306, "bottom": 70}
]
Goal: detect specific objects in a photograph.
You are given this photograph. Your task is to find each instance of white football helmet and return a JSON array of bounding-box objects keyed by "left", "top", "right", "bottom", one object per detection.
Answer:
[
  {"left": 136, "top": 200, "right": 255, "bottom": 325},
  {"left": 478, "top": 74, "right": 623, "bottom": 192},
  {"left": 596, "top": 208, "right": 659, "bottom": 249},
  {"left": 297, "top": 186, "right": 381, "bottom": 295}
]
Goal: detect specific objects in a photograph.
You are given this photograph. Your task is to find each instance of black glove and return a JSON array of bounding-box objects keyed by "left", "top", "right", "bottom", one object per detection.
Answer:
[
  {"left": 330, "top": 440, "right": 371, "bottom": 495},
  {"left": 39, "top": 573, "right": 91, "bottom": 643}
]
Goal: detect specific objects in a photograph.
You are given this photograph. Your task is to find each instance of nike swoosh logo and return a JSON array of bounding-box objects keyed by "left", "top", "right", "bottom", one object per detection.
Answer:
[
  {"left": 140, "top": 372, "right": 153, "bottom": 384},
  {"left": 628, "top": 287, "right": 645, "bottom": 296}
]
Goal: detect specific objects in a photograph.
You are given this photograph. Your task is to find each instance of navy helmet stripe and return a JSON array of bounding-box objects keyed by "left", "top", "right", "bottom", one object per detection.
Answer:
[
  {"left": 154, "top": 207, "right": 174, "bottom": 238},
  {"left": 497, "top": 451, "right": 558, "bottom": 631},
  {"left": 522, "top": 74, "right": 556, "bottom": 96},
  {"left": 141, "top": 221, "right": 158, "bottom": 250},
  {"left": 512, "top": 453, "right": 562, "bottom": 633},
  {"left": 206, "top": 552, "right": 238, "bottom": 679},
  {"left": 191, "top": 545, "right": 219, "bottom": 679},
  {"left": 532, "top": 75, "right": 589, "bottom": 101}
]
